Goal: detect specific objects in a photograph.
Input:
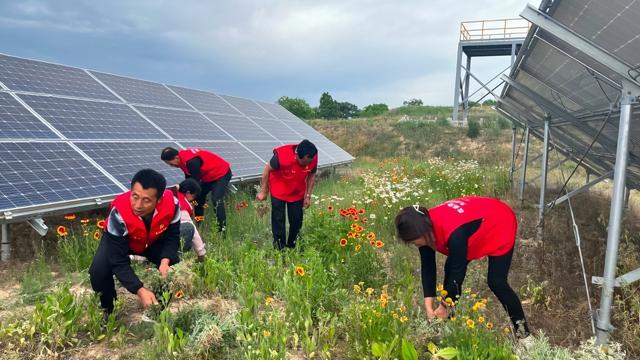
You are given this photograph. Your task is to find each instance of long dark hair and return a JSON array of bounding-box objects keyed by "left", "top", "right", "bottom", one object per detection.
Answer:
[{"left": 394, "top": 205, "right": 433, "bottom": 243}]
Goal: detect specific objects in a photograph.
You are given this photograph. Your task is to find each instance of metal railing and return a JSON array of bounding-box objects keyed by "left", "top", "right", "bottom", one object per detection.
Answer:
[{"left": 460, "top": 18, "right": 530, "bottom": 41}]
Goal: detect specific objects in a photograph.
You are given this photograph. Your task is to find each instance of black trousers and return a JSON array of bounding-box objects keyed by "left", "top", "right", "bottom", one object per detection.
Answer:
[
  {"left": 486, "top": 249, "right": 530, "bottom": 338},
  {"left": 194, "top": 169, "right": 232, "bottom": 231},
  {"left": 271, "top": 196, "right": 304, "bottom": 250},
  {"left": 89, "top": 239, "right": 168, "bottom": 313}
]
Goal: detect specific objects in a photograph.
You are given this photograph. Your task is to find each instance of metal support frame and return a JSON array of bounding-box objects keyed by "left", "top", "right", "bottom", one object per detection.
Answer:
[
  {"left": 1, "top": 223, "right": 9, "bottom": 262},
  {"left": 595, "top": 85, "right": 637, "bottom": 345},
  {"left": 509, "top": 126, "right": 517, "bottom": 183},
  {"left": 452, "top": 44, "right": 464, "bottom": 122},
  {"left": 529, "top": 155, "right": 568, "bottom": 183},
  {"left": 519, "top": 127, "right": 530, "bottom": 201},
  {"left": 536, "top": 116, "right": 550, "bottom": 240},
  {"left": 463, "top": 55, "right": 472, "bottom": 123},
  {"left": 547, "top": 171, "right": 613, "bottom": 208}
]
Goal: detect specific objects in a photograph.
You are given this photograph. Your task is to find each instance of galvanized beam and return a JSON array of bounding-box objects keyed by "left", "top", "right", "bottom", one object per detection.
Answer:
[
  {"left": 547, "top": 171, "right": 613, "bottom": 208},
  {"left": 595, "top": 84, "right": 637, "bottom": 345}
]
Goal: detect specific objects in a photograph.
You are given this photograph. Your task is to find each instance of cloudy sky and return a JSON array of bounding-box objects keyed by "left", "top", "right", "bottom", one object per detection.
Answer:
[{"left": 0, "top": 0, "right": 531, "bottom": 108}]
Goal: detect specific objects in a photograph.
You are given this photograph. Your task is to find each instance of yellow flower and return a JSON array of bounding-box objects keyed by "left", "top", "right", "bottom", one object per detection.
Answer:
[
  {"left": 365, "top": 287, "right": 375, "bottom": 296},
  {"left": 445, "top": 297, "right": 454, "bottom": 306},
  {"left": 478, "top": 316, "right": 485, "bottom": 323},
  {"left": 466, "top": 319, "right": 475, "bottom": 329},
  {"left": 399, "top": 304, "right": 407, "bottom": 313},
  {"left": 392, "top": 313, "right": 399, "bottom": 319},
  {"left": 436, "top": 284, "right": 444, "bottom": 292},
  {"left": 504, "top": 327, "right": 511, "bottom": 334},
  {"left": 93, "top": 230, "right": 101, "bottom": 241},
  {"left": 353, "top": 284, "right": 361, "bottom": 294},
  {"left": 440, "top": 289, "right": 448, "bottom": 297},
  {"left": 263, "top": 330, "right": 271, "bottom": 337},
  {"left": 486, "top": 322, "right": 494, "bottom": 330},
  {"left": 400, "top": 316, "right": 408, "bottom": 323},
  {"left": 295, "top": 266, "right": 305, "bottom": 277},
  {"left": 355, "top": 244, "right": 361, "bottom": 252},
  {"left": 174, "top": 290, "right": 184, "bottom": 299},
  {"left": 450, "top": 316, "right": 456, "bottom": 321},
  {"left": 265, "top": 297, "right": 273, "bottom": 305}
]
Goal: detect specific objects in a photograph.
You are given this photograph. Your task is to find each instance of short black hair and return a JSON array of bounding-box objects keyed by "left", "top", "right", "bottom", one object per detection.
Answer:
[
  {"left": 131, "top": 169, "right": 167, "bottom": 199},
  {"left": 161, "top": 147, "right": 179, "bottom": 161},
  {"left": 296, "top": 139, "right": 317, "bottom": 159},
  {"left": 395, "top": 206, "right": 433, "bottom": 242},
  {"left": 178, "top": 178, "right": 201, "bottom": 197}
]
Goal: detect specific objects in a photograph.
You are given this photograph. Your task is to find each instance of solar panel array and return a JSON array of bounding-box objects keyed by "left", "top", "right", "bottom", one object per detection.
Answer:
[
  {"left": 497, "top": 0, "right": 640, "bottom": 190},
  {"left": 0, "top": 53, "right": 353, "bottom": 218}
]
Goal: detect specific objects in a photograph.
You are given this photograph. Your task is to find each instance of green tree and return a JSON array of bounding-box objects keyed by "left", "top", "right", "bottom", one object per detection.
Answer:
[
  {"left": 318, "top": 92, "right": 339, "bottom": 119},
  {"left": 278, "top": 96, "right": 314, "bottom": 119},
  {"left": 337, "top": 101, "right": 360, "bottom": 118},
  {"left": 360, "top": 103, "right": 389, "bottom": 117},
  {"left": 482, "top": 99, "right": 497, "bottom": 106},
  {"left": 403, "top": 98, "right": 423, "bottom": 106}
]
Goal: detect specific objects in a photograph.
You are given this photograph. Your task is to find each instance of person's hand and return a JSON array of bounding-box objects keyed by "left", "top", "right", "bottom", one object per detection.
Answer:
[
  {"left": 303, "top": 195, "right": 311, "bottom": 209},
  {"left": 434, "top": 304, "right": 449, "bottom": 319},
  {"left": 424, "top": 297, "right": 436, "bottom": 319},
  {"left": 256, "top": 191, "right": 267, "bottom": 202},
  {"left": 159, "top": 259, "right": 170, "bottom": 278},
  {"left": 137, "top": 287, "right": 158, "bottom": 309}
]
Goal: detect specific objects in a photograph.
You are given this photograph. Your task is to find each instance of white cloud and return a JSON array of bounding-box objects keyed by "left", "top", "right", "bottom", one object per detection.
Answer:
[{"left": 1, "top": 0, "right": 533, "bottom": 106}]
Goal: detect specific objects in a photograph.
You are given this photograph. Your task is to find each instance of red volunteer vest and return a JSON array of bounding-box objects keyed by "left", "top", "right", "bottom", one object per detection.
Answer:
[
  {"left": 110, "top": 190, "right": 177, "bottom": 254},
  {"left": 428, "top": 196, "right": 516, "bottom": 260},
  {"left": 269, "top": 144, "right": 318, "bottom": 202},
  {"left": 178, "top": 148, "right": 230, "bottom": 182},
  {"left": 176, "top": 191, "right": 193, "bottom": 216}
]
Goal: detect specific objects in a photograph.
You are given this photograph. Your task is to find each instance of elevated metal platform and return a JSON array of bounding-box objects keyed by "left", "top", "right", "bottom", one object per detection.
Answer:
[{"left": 452, "top": 19, "right": 530, "bottom": 125}]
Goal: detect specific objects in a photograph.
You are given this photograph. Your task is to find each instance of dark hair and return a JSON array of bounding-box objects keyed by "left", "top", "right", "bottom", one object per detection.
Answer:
[
  {"left": 161, "top": 147, "right": 179, "bottom": 161},
  {"left": 296, "top": 139, "right": 317, "bottom": 159},
  {"left": 394, "top": 206, "right": 433, "bottom": 242},
  {"left": 178, "top": 178, "right": 201, "bottom": 197},
  {"left": 131, "top": 169, "right": 167, "bottom": 199}
]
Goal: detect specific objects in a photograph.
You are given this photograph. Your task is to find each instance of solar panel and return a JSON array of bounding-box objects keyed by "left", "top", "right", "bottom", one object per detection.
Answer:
[
  {"left": 75, "top": 142, "right": 185, "bottom": 187},
  {"left": 0, "top": 54, "right": 353, "bottom": 219},
  {"left": 90, "top": 71, "right": 190, "bottom": 109},
  {"left": 255, "top": 101, "right": 299, "bottom": 121},
  {"left": 179, "top": 141, "right": 266, "bottom": 178},
  {"left": 0, "top": 54, "right": 118, "bottom": 101},
  {"left": 0, "top": 92, "right": 59, "bottom": 139},
  {"left": 220, "top": 95, "right": 275, "bottom": 118},
  {"left": 167, "top": 85, "right": 242, "bottom": 115},
  {"left": 0, "top": 142, "right": 122, "bottom": 212},
  {"left": 241, "top": 141, "right": 283, "bottom": 162},
  {"left": 134, "top": 106, "right": 233, "bottom": 141},
  {"left": 18, "top": 94, "right": 168, "bottom": 140},
  {"left": 203, "top": 113, "right": 274, "bottom": 141},
  {"left": 249, "top": 117, "right": 302, "bottom": 141}
]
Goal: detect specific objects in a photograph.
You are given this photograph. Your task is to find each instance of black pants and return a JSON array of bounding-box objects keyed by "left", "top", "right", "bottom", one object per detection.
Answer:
[
  {"left": 271, "top": 196, "right": 304, "bottom": 250},
  {"left": 486, "top": 249, "right": 530, "bottom": 338},
  {"left": 194, "top": 169, "right": 232, "bottom": 231},
  {"left": 180, "top": 222, "right": 195, "bottom": 251},
  {"left": 89, "top": 239, "right": 169, "bottom": 313}
]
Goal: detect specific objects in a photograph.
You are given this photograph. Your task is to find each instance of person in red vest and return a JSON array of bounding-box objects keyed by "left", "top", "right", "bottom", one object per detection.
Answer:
[
  {"left": 161, "top": 147, "right": 232, "bottom": 232},
  {"left": 394, "top": 196, "right": 531, "bottom": 340},
  {"left": 256, "top": 139, "right": 318, "bottom": 250},
  {"left": 89, "top": 169, "right": 181, "bottom": 314},
  {"left": 171, "top": 178, "right": 206, "bottom": 261}
]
